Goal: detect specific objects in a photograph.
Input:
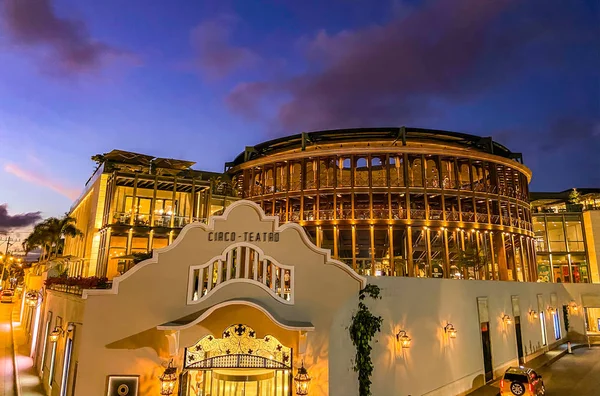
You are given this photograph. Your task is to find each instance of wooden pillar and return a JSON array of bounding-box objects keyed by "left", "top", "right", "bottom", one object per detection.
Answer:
[
  {"left": 407, "top": 226, "right": 414, "bottom": 277},
  {"left": 370, "top": 225, "right": 376, "bottom": 276},
  {"left": 389, "top": 225, "right": 395, "bottom": 276},
  {"left": 170, "top": 178, "right": 177, "bottom": 228},
  {"left": 333, "top": 225, "right": 339, "bottom": 258},
  {"left": 351, "top": 225, "right": 357, "bottom": 272},
  {"left": 150, "top": 175, "right": 158, "bottom": 227}
]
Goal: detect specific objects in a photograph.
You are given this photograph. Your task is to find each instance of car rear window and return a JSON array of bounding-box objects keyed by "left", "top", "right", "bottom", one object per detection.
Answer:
[{"left": 504, "top": 373, "right": 528, "bottom": 383}]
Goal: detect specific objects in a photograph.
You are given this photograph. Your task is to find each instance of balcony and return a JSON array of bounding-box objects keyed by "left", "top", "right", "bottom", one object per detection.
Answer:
[
  {"left": 318, "top": 210, "right": 335, "bottom": 220},
  {"left": 410, "top": 209, "right": 426, "bottom": 219},
  {"left": 354, "top": 208, "right": 370, "bottom": 220},
  {"left": 429, "top": 209, "right": 443, "bottom": 220}
]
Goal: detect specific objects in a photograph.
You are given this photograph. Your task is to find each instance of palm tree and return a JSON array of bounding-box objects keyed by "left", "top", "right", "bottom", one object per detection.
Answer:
[
  {"left": 22, "top": 222, "right": 52, "bottom": 260},
  {"left": 22, "top": 214, "right": 83, "bottom": 261},
  {"left": 41, "top": 215, "right": 83, "bottom": 259}
]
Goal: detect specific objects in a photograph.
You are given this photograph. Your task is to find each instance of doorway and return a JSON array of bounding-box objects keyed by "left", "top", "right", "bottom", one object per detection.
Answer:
[
  {"left": 481, "top": 322, "right": 493, "bottom": 382},
  {"left": 184, "top": 369, "right": 291, "bottom": 396},
  {"left": 181, "top": 324, "right": 293, "bottom": 396},
  {"left": 514, "top": 316, "right": 524, "bottom": 365}
]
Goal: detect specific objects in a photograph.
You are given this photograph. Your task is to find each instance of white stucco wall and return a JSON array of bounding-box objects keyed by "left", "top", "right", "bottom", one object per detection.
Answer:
[{"left": 330, "top": 277, "right": 598, "bottom": 396}]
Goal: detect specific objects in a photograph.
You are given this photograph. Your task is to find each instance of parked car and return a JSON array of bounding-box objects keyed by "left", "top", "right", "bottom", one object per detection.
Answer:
[
  {"left": 500, "top": 366, "right": 545, "bottom": 396},
  {"left": 0, "top": 290, "right": 14, "bottom": 303}
]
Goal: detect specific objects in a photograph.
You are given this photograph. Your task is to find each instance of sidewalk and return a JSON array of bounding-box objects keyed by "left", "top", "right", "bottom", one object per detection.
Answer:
[
  {"left": 11, "top": 300, "right": 45, "bottom": 396},
  {"left": 0, "top": 303, "right": 15, "bottom": 396},
  {"left": 466, "top": 342, "right": 584, "bottom": 396}
]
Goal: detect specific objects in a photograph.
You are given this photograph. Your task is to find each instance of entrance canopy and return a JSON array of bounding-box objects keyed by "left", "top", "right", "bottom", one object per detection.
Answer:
[{"left": 157, "top": 298, "right": 314, "bottom": 332}]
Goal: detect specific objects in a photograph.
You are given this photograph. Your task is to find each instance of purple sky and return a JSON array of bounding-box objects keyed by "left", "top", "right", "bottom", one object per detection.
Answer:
[{"left": 0, "top": 0, "right": 598, "bottom": 236}]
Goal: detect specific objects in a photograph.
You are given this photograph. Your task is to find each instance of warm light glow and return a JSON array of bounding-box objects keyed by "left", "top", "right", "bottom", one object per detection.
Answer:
[
  {"left": 294, "top": 361, "right": 311, "bottom": 395},
  {"left": 396, "top": 330, "right": 411, "bottom": 348},
  {"left": 502, "top": 314, "right": 512, "bottom": 325},
  {"left": 159, "top": 360, "right": 177, "bottom": 396},
  {"left": 444, "top": 323, "right": 457, "bottom": 339},
  {"left": 49, "top": 327, "right": 61, "bottom": 343},
  {"left": 529, "top": 310, "right": 538, "bottom": 319}
]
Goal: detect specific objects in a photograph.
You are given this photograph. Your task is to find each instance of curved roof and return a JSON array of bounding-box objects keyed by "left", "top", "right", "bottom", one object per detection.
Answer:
[{"left": 228, "top": 127, "right": 523, "bottom": 167}]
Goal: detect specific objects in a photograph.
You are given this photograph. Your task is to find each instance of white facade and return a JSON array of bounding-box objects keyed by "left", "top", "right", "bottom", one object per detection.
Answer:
[{"left": 28, "top": 200, "right": 600, "bottom": 396}]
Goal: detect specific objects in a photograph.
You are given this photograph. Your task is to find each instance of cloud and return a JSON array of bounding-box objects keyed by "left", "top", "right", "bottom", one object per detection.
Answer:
[
  {"left": 227, "top": 0, "right": 596, "bottom": 132},
  {"left": 190, "top": 15, "right": 260, "bottom": 80},
  {"left": 4, "top": 163, "right": 80, "bottom": 200},
  {"left": 0, "top": 204, "right": 42, "bottom": 232},
  {"left": 1, "top": 0, "right": 126, "bottom": 73}
]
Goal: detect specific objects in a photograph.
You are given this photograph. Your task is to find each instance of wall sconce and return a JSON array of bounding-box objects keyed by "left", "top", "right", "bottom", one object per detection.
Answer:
[
  {"left": 294, "top": 360, "right": 311, "bottom": 395},
  {"left": 396, "top": 330, "right": 412, "bottom": 348},
  {"left": 568, "top": 301, "right": 579, "bottom": 314},
  {"left": 159, "top": 359, "right": 178, "bottom": 396},
  {"left": 547, "top": 306, "right": 556, "bottom": 315},
  {"left": 502, "top": 314, "right": 512, "bottom": 325},
  {"left": 47, "top": 321, "right": 82, "bottom": 344},
  {"left": 25, "top": 291, "right": 41, "bottom": 307},
  {"left": 444, "top": 323, "right": 457, "bottom": 339},
  {"left": 49, "top": 326, "right": 63, "bottom": 343},
  {"left": 528, "top": 310, "right": 538, "bottom": 319}
]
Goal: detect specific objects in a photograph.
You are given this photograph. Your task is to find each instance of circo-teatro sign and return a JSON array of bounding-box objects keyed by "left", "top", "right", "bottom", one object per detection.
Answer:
[{"left": 207, "top": 231, "right": 280, "bottom": 243}]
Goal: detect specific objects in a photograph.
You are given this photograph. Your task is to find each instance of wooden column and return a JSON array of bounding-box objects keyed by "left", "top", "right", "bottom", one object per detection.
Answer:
[{"left": 407, "top": 226, "right": 414, "bottom": 277}]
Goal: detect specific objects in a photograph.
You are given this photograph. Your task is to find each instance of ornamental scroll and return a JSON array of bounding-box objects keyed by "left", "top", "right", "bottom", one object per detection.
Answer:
[{"left": 184, "top": 324, "right": 292, "bottom": 370}]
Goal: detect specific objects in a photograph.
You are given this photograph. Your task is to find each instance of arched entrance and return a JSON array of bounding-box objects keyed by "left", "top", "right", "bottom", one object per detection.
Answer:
[{"left": 180, "top": 324, "right": 293, "bottom": 396}]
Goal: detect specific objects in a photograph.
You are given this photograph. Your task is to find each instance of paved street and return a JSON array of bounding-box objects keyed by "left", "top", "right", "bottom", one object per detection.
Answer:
[
  {"left": 538, "top": 347, "right": 600, "bottom": 396},
  {"left": 0, "top": 300, "right": 15, "bottom": 396}
]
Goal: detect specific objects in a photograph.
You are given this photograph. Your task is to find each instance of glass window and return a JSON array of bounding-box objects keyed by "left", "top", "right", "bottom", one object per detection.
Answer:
[
  {"left": 409, "top": 156, "right": 423, "bottom": 187},
  {"left": 565, "top": 220, "right": 585, "bottom": 252},
  {"left": 536, "top": 255, "right": 551, "bottom": 282},
  {"left": 392, "top": 228, "right": 407, "bottom": 276},
  {"left": 355, "top": 157, "right": 369, "bottom": 186},
  {"left": 425, "top": 157, "right": 439, "bottom": 188},
  {"left": 533, "top": 217, "right": 547, "bottom": 251},
  {"left": 305, "top": 160, "right": 316, "bottom": 189},
  {"left": 355, "top": 228, "right": 371, "bottom": 275},
  {"left": 290, "top": 162, "right": 302, "bottom": 190},
  {"left": 571, "top": 254, "right": 590, "bottom": 283},
  {"left": 412, "top": 229, "right": 428, "bottom": 277},
  {"left": 458, "top": 159, "right": 471, "bottom": 190},
  {"left": 441, "top": 158, "right": 456, "bottom": 189},
  {"left": 389, "top": 156, "right": 405, "bottom": 187},
  {"left": 371, "top": 156, "right": 387, "bottom": 187},
  {"left": 319, "top": 158, "right": 335, "bottom": 188},
  {"left": 552, "top": 254, "right": 569, "bottom": 283},
  {"left": 338, "top": 157, "right": 352, "bottom": 187},
  {"left": 547, "top": 220, "right": 566, "bottom": 252},
  {"left": 338, "top": 228, "right": 353, "bottom": 266},
  {"left": 276, "top": 163, "right": 288, "bottom": 192}
]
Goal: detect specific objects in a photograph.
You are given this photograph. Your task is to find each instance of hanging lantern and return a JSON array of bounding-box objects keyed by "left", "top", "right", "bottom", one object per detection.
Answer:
[
  {"left": 294, "top": 361, "right": 311, "bottom": 395},
  {"left": 49, "top": 327, "right": 61, "bottom": 343},
  {"left": 159, "top": 360, "right": 178, "bottom": 396}
]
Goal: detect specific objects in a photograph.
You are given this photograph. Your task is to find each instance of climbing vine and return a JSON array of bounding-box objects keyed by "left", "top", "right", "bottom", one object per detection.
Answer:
[
  {"left": 349, "top": 284, "right": 383, "bottom": 396},
  {"left": 563, "top": 305, "right": 570, "bottom": 332}
]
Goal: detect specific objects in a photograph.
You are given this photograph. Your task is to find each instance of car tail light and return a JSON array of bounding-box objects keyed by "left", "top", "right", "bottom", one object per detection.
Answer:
[
  {"left": 529, "top": 383, "right": 533, "bottom": 393},
  {"left": 500, "top": 379, "right": 504, "bottom": 389}
]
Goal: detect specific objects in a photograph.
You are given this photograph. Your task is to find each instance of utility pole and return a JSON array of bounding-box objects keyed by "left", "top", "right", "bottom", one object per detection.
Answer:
[{"left": 0, "top": 236, "right": 15, "bottom": 289}]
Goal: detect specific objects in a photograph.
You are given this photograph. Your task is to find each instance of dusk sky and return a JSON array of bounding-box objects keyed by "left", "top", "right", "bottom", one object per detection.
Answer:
[{"left": 0, "top": 0, "right": 598, "bottom": 237}]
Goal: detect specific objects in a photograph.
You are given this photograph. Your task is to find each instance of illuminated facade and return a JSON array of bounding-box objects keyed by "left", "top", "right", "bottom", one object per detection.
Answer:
[
  {"left": 531, "top": 189, "right": 600, "bottom": 284},
  {"left": 63, "top": 150, "right": 238, "bottom": 279},
  {"left": 227, "top": 127, "right": 535, "bottom": 281},
  {"left": 24, "top": 201, "right": 600, "bottom": 396}
]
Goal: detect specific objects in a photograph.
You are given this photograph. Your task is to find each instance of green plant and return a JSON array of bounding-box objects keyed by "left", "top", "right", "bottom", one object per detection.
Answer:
[
  {"left": 568, "top": 188, "right": 581, "bottom": 204},
  {"left": 349, "top": 284, "right": 383, "bottom": 396},
  {"left": 563, "top": 305, "right": 570, "bottom": 332}
]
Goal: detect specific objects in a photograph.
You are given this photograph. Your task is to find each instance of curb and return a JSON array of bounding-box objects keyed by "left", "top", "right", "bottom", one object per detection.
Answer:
[{"left": 10, "top": 304, "right": 23, "bottom": 396}]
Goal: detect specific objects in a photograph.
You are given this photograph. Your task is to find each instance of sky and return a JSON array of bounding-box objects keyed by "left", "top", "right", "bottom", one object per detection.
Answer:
[{"left": 0, "top": 0, "right": 598, "bottom": 239}]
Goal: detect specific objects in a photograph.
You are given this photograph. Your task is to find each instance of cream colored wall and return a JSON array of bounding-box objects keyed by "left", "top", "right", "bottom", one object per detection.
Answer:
[
  {"left": 71, "top": 201, "right": 363, "bottom": 396},
  {"left": 36, "top": 290, "right": 86, "bottom": 396},
  {"left": 583, "top": 210, "right": 600, "bottom": 283},
  {"left": 329, "top": 277, "right": 600, "bottom": 396}
]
